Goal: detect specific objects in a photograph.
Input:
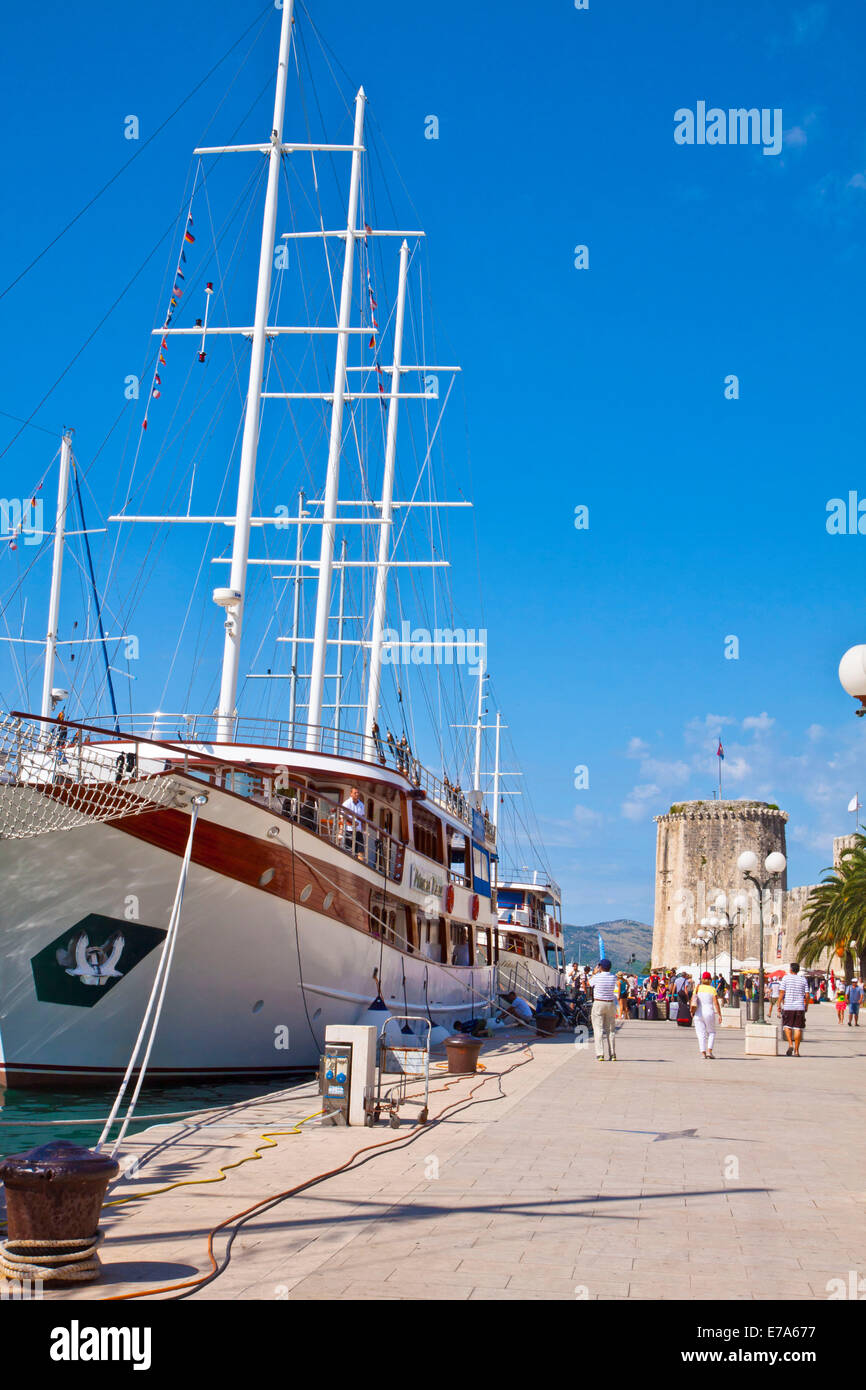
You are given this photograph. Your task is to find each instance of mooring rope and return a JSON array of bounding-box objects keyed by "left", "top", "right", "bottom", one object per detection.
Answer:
[
  {"left": 0, "top": 1233, "right": 104, "bottom": 1284},
  {"left": 95, "top": 794, "right": 207, "bottom": 1156}
]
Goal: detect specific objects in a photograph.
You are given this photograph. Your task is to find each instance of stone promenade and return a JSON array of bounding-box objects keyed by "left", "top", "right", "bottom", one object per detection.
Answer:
[{"left": 54, "top": 1007, "right": 865, "bottom": 1301}]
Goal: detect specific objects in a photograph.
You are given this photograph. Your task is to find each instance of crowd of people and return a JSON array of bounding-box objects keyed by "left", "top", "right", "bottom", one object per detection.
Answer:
[{"left": 564, "top": 959, "right": 865, "bottom": 1061}]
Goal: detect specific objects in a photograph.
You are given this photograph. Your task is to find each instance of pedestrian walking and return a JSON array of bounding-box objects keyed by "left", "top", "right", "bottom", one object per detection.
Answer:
[
  {"left": 846, "top": 979, "right": 863, "bottom": 1027},
  {"left": 675, "top": 974, "right": 694, "bottom": 1028},
  {"left": 691, "top": 971, "right": 722, "bottom": 1058},
  {"left": 590, "top": 959, "right": 618, "bottom": 1062},
  {"left": 768, "top": 976, "right": 781, "bottom": 1019},
  {"left": 779, "top": 962, "right": 809, "bottom": 1056},
  {"left": 616, "top": 973, "right": 629, "bottom": 1020}
]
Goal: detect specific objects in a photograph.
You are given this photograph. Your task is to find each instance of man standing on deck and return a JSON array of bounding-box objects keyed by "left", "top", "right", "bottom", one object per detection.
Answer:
[
  {"left": 591, "top": 959, "right": 618, "bottom": 1062},
  {"left": 341, "top": 786, "right": 366, "bottom": 859}
]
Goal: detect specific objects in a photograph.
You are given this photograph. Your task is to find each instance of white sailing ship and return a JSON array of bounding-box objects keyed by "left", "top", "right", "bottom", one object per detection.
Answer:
[{"left": 0, "top": 1, "right": 562, "bottom": 1087}]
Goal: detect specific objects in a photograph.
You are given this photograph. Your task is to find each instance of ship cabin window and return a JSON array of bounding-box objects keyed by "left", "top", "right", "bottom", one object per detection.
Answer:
[
  {"left": 497, "top": 931, "right": 541, "bottom": 961},
  {"left": 448, "top": 831, "right": 468, "bottom": 885},
  {"left": 544, "top": 942, "right": 560, "bottom": 968},
  {"left": 222, "top": 768, "right": 266, "bottom": 798},
  {"left": 370, "top": 892, "right": 414, "bottom": 952},
  {"left": 475, "top": 925, "right": 493, "bottom": 966},
  {"left": 314, "top": 785, "right": 343, "bottom": 806},
  {"left": 526, "top": 893, "right": 545, "bottom": 932},
  {"left": 419, "top": 913, "right": 445, "bottom": 963},
  {"left": 450, "top": 922, "right": 472, "bottom": 967},
  {"left": 471, "top": 844, "right": 490, "bottom": 891},
  {"left": 413, "top": 806, "right": 443, "bottom": 863}
]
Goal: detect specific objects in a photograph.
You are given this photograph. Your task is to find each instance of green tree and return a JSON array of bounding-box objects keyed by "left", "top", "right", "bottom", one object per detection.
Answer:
[{"left": 796, "top": 837, "right": 866, "bottom": 983}]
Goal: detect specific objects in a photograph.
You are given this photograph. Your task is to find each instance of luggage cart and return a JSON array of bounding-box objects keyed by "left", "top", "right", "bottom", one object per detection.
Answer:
[{"left": 365, "top": 1015, "right": 431, "bottom": 1128}]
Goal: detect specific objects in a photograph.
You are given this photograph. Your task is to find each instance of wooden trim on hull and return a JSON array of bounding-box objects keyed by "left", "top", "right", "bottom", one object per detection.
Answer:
[{"left": 108, "top": 804, "right": 372, "bottom": 934}]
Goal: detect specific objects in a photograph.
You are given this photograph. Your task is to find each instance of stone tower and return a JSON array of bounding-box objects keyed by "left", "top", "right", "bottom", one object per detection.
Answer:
[{"left": 652, "top": 800, "right": 789, "bottom": 969}]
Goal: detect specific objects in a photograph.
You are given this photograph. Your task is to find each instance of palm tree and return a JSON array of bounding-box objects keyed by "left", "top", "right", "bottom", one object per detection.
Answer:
[{"left": 796, "top": 837, "right": 866, "bottom": 982}]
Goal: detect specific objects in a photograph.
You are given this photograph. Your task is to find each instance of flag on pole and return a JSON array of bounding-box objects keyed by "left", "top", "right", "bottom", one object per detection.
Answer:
[
  {"left": 717, "top": 741, "right": 725, "bottom": 760},
  {"left": 847, "top": 795, "right": 861, "bottom": 813},
  {"left": 184, "top": 230, "right": 195, "bottom": 244},
  {"left": 597, "top": 932, "right": 606, "bottom": 961}
]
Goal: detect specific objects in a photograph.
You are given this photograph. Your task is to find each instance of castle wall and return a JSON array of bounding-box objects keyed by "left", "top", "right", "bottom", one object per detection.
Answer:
[
  {"left": 653, "top": 807, "right": 855, "bottom": 975},
  {"left": 652, "top": 801, "right": 788, "bottom": 969}
]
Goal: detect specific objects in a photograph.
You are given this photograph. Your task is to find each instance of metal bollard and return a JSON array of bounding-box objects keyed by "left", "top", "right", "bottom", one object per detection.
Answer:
[{"left": 0, "top": 1141, "right": 119, "bottom": 1285}]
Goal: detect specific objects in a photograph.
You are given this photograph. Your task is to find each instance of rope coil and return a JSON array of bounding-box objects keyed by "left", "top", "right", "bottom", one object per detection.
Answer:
[{"left": 0, "top": 1232, "right": 104, "bottom": 1284}]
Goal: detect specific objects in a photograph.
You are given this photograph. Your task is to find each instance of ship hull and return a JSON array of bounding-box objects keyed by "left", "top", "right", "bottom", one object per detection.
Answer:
[{"left": 0, "top": 787, "right": 494, "bottom": 1088}]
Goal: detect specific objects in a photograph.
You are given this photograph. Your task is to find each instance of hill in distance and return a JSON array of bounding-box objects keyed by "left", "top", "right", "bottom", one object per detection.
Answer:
[{"left": 562, "top": 919, "right": 653, "bottom": 973}]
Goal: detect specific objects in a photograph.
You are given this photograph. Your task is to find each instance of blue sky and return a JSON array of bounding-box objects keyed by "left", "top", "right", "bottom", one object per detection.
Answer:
[{"left": 2, "top": 0, "right": 866, "bottom": 925}]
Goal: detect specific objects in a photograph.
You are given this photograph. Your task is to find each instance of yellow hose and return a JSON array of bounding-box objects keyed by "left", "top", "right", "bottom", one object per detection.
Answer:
[{"left": 102, "top": 1110, "right": 324, "bottom": 1208}]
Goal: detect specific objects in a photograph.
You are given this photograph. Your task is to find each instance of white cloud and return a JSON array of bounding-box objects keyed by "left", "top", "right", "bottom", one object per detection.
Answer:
[
  {"left": 626, "top": 737, "right": 649, "bottom": 759},
  {"left": 848, "top": 172, "right": 866, "bottom": 190},
  {"left": 785, "top": 126, "right": 808, "bottom": 148},
  {"left": 806, "top": 723, "right": 825, "bottom": 742},
  {"left": 685, "top": 713, "right": 738, "bottom": 745},
  {"left": 742, "top": 712, "right": 774, "bottom": 732},
  {"left": 642, "top": 757, "right": 691, "bottom": 782},
  {"left": 621, "top": 783, "right": 661, "bottom": 821},
  {"left": 720, "top": 756, "right": 751, "bottom": 782}
]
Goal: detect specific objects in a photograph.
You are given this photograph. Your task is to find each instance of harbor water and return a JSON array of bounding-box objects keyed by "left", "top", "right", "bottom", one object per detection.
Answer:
[{"left": 0, "top": 1078, "right": 310, "bottom": 1158}]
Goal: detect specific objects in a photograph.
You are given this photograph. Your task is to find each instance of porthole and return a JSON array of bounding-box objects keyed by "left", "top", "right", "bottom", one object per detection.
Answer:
[
  {"left": 322, "top": 892, "right": 334, "bottom": 910},
  {"left": 259, "top": 867, "right": 275, "bottom": 887},
  {"left": 252, "top": 1000, "right": 264, "bottom": 1014},
  {"left": 313, "top": 1008, "right": 322, "bottom": 1020},
  {"left": 299, "top": 884, "right": 312, "bottom": 903}
]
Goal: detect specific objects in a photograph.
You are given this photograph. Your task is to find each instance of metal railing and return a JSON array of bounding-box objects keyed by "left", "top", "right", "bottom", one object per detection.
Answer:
[
  {"left": 496, "top": 863, "right": 561, "bottom": 900},
  {"left": 83, "top": 711, "right": 496, "bottom": 844},
  {"left": 10, "top": 711, "right": 404, "bottom": 882},
  {"left": 266, "top": 780, "right": 404, "bottom": 883}
]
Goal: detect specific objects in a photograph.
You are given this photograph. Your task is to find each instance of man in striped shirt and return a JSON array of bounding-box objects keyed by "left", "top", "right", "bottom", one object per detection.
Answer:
[
  {"left": 780, "top": 962, "right": 810, "bottom": 1056},
  {"left": 591, "top": 959, "right": 618, "bottom": 1062}
]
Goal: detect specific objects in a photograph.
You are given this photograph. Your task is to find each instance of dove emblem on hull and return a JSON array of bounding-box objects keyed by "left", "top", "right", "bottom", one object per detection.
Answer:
[{"left": 56, "top": 929, "right": 125, "bottom": 987}]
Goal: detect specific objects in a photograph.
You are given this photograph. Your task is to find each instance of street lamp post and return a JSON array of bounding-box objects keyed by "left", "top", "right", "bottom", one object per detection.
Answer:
[
  {"left": 712, "top": 892, "right": 748, "bottom": 1002},
  {"left": 737, "top": 850, "right": 787, "bottom": 1023},
  {"left": 700, "top": 919, "right": 715, "bottom": 975}
]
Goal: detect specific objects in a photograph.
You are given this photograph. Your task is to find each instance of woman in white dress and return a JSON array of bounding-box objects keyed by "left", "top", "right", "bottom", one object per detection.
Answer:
[{"left": 691, "top": 971, "right": 723, "bottom": 1059}]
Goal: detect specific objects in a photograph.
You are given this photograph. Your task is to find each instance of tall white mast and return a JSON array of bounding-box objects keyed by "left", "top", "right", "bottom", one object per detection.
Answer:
[
  {"left": 364, "top": 238, "right": 409, "bottom": 755},
  {"left": 333, "top": 536, "right": 347, "bottom": 749},
  {"left": 40, "top": 430, "right": 73, "bottom": 719},
  {"left": 306, "top": 88, "right": 366, "bottom": 750},
  {"left": 288, "top": 486, "right": 305, "bottom": 731},
  {"left": 493, "top": 709, "right": 502, "bottom": 834},
  {"left": 215, "top": 0, "right": 295, "bottom": 741},
  {"left": 473, "top": 659, "right": 486, "bottom": 792}
]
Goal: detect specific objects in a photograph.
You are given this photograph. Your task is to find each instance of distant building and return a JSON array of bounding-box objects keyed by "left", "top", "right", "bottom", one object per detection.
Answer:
[{"left": 652, "top": 798, "right": 841, "bottom": 973}]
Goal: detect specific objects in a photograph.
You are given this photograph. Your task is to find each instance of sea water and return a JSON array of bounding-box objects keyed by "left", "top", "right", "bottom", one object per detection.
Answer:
[{"left": 0, "top": 1079, "right": 306, "bottom": 1158}]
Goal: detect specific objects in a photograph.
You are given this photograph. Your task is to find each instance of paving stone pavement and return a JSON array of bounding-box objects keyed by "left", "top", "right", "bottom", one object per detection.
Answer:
[{"left": 49, "top": 1009, "right": 866, "bottom": 1301}]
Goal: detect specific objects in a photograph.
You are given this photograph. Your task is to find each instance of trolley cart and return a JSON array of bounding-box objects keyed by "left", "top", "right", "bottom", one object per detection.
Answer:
[{"left": 365, "top": 1015, "right": 431, "bottom": 1128}]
